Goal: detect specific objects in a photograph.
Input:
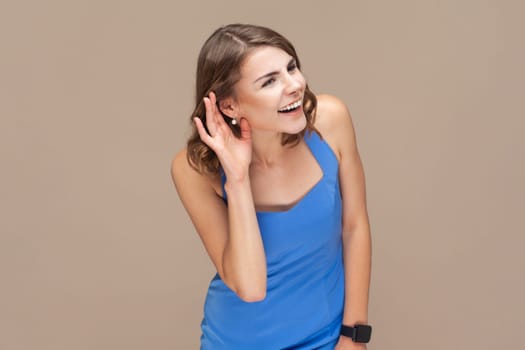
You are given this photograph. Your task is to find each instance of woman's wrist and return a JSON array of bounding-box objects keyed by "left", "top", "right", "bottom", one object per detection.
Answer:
[{"left": 224, "top": 175, "right": 252, "bottom": 195}]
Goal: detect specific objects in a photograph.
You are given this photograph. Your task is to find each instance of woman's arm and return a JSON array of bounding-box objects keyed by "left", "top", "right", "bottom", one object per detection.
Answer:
[
  {"left": 170, "top": 93, "right": 267, "bottom": 302},
  {"left": 316, "top": 95, "right": 372, "bottom": 346},
  {"left": 171, "top": 151, "right": 266, "bottom": 302},
  {"left": 337, "top": 99, "right": 371, "bottom": 326}
]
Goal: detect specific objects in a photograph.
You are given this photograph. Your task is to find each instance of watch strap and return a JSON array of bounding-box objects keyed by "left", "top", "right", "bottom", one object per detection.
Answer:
[{"left": 340, "top": 324, "right": 372, "bottom": 343}]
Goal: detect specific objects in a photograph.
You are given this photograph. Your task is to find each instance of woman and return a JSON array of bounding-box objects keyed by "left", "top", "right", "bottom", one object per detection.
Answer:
[{"left": 171, "top": 23, "right": 372, "bottom": 349}]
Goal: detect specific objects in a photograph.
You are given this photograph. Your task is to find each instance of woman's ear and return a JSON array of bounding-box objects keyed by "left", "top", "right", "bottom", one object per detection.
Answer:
[{"left": 218, "top": 97, "right": 238, "bottom": 119}]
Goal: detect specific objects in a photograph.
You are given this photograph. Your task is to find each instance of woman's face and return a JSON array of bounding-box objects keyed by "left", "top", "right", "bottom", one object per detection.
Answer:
[{"left": 227, "top": 46, "right": 307, "bottom": 135}]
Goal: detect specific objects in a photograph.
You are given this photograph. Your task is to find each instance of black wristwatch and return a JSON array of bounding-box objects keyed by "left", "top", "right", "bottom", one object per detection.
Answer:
[{"left": 340, "top": 324, "right": 372, "bottom": 343}]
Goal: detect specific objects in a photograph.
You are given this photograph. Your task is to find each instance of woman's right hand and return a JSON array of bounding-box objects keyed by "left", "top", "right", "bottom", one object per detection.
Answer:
[{"left": 194, "top": 91, "right": 253, "bottom": 182}]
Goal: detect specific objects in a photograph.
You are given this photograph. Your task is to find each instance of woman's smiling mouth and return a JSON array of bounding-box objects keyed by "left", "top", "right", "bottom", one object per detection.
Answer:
[{"left": 278, "top": 99, "right": 302, "bottom": 113}]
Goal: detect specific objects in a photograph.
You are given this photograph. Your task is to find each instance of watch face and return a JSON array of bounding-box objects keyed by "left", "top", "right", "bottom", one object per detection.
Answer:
[{"left": 355, "top": 325, "right": 372, "bottom": 342}]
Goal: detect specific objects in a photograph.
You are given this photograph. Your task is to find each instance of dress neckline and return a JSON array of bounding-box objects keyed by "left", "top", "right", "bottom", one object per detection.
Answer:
[
  {"left": 255, "top": 134, "right": 324, "bottom": 215},
  {"left": 220, "top": 131, "right": 330, "bottom": 216}
]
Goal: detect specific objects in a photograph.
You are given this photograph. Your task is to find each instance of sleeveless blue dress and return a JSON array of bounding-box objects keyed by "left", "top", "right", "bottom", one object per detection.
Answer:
[{"left": 200, "top": 130, "right": 345, "bottom": 349}]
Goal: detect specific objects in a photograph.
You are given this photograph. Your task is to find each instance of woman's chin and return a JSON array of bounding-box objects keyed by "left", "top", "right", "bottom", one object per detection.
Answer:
[
  {"left": 252, "top": 114, "right": 307, "bottom": 135},
  {"left": 284, "top": 115, "right": 307, "bottom": 134}
]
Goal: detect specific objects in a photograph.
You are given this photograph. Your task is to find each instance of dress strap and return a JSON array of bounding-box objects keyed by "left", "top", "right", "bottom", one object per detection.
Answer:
[
  {"left": 220, "top": 167, "right": 227, "bottom": 202},
  {"left": 304, "top": 130, "right": 339, "bottom": 180}
]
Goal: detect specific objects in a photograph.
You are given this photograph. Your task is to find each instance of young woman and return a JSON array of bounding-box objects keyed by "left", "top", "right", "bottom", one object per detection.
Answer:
[{"left": 171, "top": 23, "right": 372, "bottom": 350}]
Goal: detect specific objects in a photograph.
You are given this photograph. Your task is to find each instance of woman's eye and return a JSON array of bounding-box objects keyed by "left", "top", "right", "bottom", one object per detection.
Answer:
[
  {"left": 262, "top": 78, "right": 275, "bottom": 87},
  {"left": 288, "top": 64, "right": 297, "bottom": 72}
]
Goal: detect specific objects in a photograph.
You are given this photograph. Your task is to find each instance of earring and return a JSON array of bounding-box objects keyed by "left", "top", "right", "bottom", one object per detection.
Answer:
[{"left": 231, "top": 118, "right": 237, "bottom": 125}]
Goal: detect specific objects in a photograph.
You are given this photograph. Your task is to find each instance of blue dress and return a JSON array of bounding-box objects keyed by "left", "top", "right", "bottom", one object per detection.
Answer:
[{"left": 200, "top": 130, "right": 345, "bottom": 349}]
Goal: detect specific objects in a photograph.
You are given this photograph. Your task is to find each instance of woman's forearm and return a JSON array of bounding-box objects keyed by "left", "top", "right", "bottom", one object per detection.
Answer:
[
  {"left": 222, "top": 177, "right": 267, "bottom": 302},
  {"left": 341, "top": 225, "right": 372, "bottom": 324}
]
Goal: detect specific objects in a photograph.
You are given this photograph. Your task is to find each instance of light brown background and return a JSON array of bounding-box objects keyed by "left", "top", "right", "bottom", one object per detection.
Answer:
[{"left": 1, "top": 0, "right": 523, "bottom": 349}]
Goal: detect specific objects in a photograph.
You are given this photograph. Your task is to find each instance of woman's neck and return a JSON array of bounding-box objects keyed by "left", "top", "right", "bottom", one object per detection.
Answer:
[{"left": 250, "top": 130, "right": 288, "bottom": 169}]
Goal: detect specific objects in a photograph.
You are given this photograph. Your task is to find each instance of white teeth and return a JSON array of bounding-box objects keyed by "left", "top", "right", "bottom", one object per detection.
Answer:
[{"left": 278, "top": 100, "right": 302, "bottom": 112}]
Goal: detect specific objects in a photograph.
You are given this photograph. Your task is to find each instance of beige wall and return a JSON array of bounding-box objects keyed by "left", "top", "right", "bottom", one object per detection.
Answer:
[{"left": 1, "top": 1, "right": 523, "bottom": 349}]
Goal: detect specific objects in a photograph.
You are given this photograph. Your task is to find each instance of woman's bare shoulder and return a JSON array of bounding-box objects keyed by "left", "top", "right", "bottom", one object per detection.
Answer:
[
  {"left": 314, "top": 94, "right": 356, "bottom": 161},
  {"left": 170, "top": 148, "right": 222, "bottom": 198},
  {"left": 315, "top": 94, "right": 353, "bottom": 131}
]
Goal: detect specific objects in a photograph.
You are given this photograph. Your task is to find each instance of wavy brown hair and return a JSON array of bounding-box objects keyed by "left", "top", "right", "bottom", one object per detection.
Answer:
[{"left": 187, "top": 23, "right": 320, "bottom": 175}]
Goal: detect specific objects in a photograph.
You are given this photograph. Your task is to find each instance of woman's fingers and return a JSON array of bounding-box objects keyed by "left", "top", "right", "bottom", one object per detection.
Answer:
[
  {"left": 206, "top": 91, "right": 232, "bottom": 134},
  {"left": 208, "top": 93, "right": 221, "bottom": 131},
  {"left": 203, "top": 96, "right": 217, "bottom": 136},
  {"left": 209, "top": 91, "right": 230, "bottom": 130},
  {"left": 193, "top": 117, "right": 214, "bottom": 147},
  {"left": 239, "top": 117, "right": 251, "bottom": 141}
]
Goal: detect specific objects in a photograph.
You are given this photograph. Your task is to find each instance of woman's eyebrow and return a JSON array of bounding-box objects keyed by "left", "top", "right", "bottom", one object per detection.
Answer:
[{"left": 253, "top": 58, "right": 296, "bottom": 84}]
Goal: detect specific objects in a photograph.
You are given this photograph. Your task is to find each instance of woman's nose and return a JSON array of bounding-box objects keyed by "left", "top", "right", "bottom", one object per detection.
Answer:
[{"left": 283, "top": 71, "right": 302, "bottom": 94}]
